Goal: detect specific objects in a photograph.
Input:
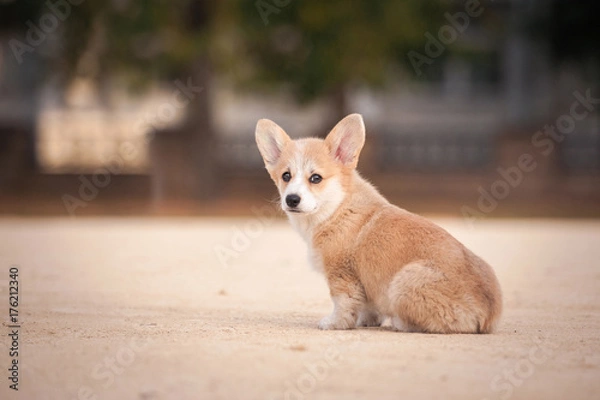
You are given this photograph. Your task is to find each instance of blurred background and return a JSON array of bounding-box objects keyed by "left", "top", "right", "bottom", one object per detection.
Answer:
[{"left": 0, "top": 0, "right": 598, "bottom": 218}]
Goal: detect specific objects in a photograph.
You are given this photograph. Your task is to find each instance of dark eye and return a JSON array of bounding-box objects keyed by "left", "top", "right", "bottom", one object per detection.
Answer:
[
  {"left": 309, "top": 174, "right": 322, "bottom": 184},
  {"left": 282, "top": 172, "right": 291, "bottom": 182}
]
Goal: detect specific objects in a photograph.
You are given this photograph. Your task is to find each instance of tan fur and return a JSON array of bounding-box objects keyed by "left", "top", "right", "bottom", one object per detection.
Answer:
[{"left": 255, "top": 114, "right": 502, "bottom": 334}]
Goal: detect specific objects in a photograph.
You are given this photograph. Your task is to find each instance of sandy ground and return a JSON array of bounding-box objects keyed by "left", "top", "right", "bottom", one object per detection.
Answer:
[{"left": 0, "top": 216, "right": 599, "bottom": 400}]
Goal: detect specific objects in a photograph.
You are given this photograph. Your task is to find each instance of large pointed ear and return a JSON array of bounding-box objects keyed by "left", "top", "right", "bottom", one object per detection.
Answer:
[
  {"left": 325, "top": 113, "right": 366, "bottom": 168},
  {"left": 255, "top": 119, "right": 291, "bottom": 167}
]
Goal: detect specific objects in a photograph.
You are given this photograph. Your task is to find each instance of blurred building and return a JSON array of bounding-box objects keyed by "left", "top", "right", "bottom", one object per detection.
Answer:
[{"left": 0, "top": 0, "right": 598, "bottom": 215}]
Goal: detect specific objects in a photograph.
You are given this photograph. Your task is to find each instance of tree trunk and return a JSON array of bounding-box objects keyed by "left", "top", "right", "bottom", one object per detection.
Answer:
[
  {"left": 320, "top": 84, "right": 349, "bottom": 136},
  {"left": 150, "top": 0, "right": 218, "bottom": 204},
  {"left": 0, "top": 30, "right": 40, "bottom": 192},
  {"left": 150, "top": 56, "right": 218, "bottom": 203},
  {"left": 0, "top": 124, "right": 37, "bottom": 192},
  {"left": 181, "top": 56, "right": 217, "bottom": 200},
  {"left": 332, "top": 84, "right": 349, "bottom": 122}
]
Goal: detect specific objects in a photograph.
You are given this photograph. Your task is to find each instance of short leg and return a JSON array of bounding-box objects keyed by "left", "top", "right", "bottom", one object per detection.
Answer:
[
  {"left": 318, "top": 293, "right": 364, "bottom": 330},
  {"left": 318, "top": 270, "right": 366, "bottom": 330}
]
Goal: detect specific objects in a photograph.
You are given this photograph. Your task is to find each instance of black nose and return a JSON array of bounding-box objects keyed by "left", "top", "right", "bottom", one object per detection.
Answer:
[{"left": 286, "top": 194, "right": 301, "bottom": 208}]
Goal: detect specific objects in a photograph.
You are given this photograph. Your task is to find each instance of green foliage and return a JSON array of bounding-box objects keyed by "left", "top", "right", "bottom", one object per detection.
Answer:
[
  {"left": 232, "top": 0, "right": 445, "bottom": 102},
  {"left": 3, "top": 0, "right": 447, "bottom": 96},
  {"left": 63, "top": 1, "right": 217, "bottom": 88},
  {"left": 2, "top": 0, "right": 219, "bottom": 89}
]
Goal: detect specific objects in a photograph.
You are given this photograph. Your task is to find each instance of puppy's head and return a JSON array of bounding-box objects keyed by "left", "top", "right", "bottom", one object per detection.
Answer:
[{"left": 255, "top": 114, "right": 365, "bottom": 219}]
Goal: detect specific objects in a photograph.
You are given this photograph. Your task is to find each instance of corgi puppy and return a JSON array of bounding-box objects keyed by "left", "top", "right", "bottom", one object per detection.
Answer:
[{"left": 255, "top": 114, "right": 502, "bottom": 333}]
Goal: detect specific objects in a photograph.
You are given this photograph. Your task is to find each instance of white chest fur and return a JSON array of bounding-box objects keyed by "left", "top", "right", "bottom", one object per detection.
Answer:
[
  {"left": 307, "top": 246, "right": 325, "bottom": 274},
  {"left": 287, "top": 215, "right": 326, "bottom": 274}
]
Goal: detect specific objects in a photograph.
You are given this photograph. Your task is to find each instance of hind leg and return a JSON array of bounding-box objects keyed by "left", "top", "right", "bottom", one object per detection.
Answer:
[
  {"left": 390, "top": 316, "right": 420, "bottom": 332},
  {"left": 388, "top": 262, "right": 484, "bottom": 334},
  {"left": 356, "top": 303, "right": 382, "bottom": 327}
]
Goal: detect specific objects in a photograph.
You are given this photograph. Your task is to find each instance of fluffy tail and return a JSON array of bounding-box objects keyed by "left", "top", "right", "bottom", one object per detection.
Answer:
[{"left": 473, "top": 255, "right": 503, "bottom": 333}]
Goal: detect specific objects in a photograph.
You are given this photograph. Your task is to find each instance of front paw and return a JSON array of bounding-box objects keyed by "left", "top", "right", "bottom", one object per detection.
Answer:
[{"left": 318, "top": 315, "right": 354, "bottom": 330}]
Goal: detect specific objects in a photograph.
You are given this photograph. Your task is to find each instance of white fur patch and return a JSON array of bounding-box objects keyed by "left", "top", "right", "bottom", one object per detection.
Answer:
[
  {"left": 283, "top": 172, "right": 317, "bottom": 214},
  {"left": 280, "top": 142, "right": 317, "bottom": 214},
  {"left": 286, "top": 176, "right": 344, "bottom": 241},
  {"left": 307, "top": 247, "right": 325, "bottom": 274},
  {"left": 280, "top": 141, "right": 346, "bottom": 241}
]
